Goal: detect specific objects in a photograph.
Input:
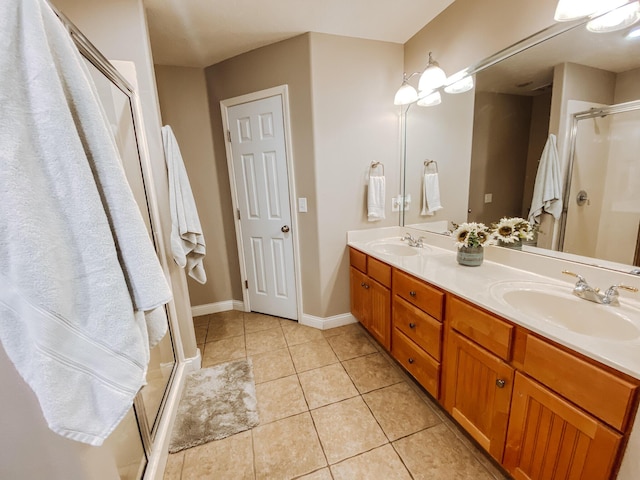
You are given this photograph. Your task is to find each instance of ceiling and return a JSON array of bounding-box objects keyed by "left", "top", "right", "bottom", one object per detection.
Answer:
[{"left": 144, "top": 0, "right": 455, "bottom": 68}]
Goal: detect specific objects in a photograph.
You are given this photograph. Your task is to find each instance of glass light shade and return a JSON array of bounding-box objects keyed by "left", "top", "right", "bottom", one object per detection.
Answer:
[
  {"left": 587, "top": 1, "right": 640, "bottom": 32},
  {"left": 554, "top": 0, "right": 601, "bottom": 21},
  {"left": 417, "top": 90, "right": 442, "bottom": 107},
  {"left": 627, "top": 25, "right": 640, "bottom": 37},
  {"left": 418, "top": 64, "right": 447, "bottom": 93},
  {"left": 444, "top": 75, "right": 475, "bottom": 94},
  {"left": 394, "top": 82, "right": 418, "bottom": 105}
]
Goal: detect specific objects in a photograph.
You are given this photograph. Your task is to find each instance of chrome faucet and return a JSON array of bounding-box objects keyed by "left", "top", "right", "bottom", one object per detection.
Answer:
[
  {"left": 402, "top": 233, "right": 425, "bottom": 248},
  {"left": 562, "top": 271, "right": 638, "bottom": 306}
]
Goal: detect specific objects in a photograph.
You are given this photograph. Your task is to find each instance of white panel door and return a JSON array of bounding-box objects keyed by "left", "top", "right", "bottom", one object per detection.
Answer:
[{"left": 228, "top": 95, "right": 297, "bottom": 320}]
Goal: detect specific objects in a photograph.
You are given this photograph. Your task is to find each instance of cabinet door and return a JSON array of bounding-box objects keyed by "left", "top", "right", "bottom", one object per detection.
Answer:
[
  {"left": 350, "top": 267, "right": 370, "bottom": 328},
  {"left": 369, "top": 279, "right": 390, "bottom": 350},
  {"left": 444, "top": 332, "right": 514, "bottom": 461},
  {"left": 504, "top": 373, "right": 622, "bottom": 480}
]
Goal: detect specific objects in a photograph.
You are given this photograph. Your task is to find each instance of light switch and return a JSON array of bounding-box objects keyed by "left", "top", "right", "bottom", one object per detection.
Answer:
[
  {"left": 298, "top": 197, "right": 308, "bottom": 212},
  {"left": 484, "top": 193, "right": 493, "bottom": 204}
]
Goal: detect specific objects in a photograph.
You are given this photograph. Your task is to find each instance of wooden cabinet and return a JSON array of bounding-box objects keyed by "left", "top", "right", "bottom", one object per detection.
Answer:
[
  {"left": 444, "top": 330, "right": 514, "bottom": 461},
  {"left": 347, "top": 247, "right": 639, "bottom": 479},
  {"left": 349, "top": 248, "right": 391, "bottom": 349},
  {"left": 504, "top": 372, "right": 622, "bottom": 480},
  {"left": 391, "top": 269, "right": 444, "bottom": 399}
]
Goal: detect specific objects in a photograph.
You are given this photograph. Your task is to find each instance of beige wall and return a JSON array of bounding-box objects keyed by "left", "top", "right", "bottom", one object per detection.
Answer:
[
  {"left": 155, "top": 65, "right": 237, "bottom": 306},
  {"left": 204, "top": 33, "right": 402, "bottom": 318},
  {"left": 309, "top": 33, "right": 403, "bottom": 317},
  {"left": 469, "top": 92, "right": 532, "bottom": 224},
  {"left": 204, "top": 33, "right": 318, "bottom": 311}
]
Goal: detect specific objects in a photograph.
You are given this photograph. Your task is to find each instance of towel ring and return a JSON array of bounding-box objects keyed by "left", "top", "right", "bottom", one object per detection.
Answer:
[
  {"left": 370, "top": 161, "right": 385, "bottom": 176},
  {"left": 424, "top": 160, "right": 438, "bottom": 174}
]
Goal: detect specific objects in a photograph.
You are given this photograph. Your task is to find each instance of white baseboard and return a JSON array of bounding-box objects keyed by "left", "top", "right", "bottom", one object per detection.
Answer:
[
  {"left": 191, "top": 300, "right": 245, "bottom": 317},
  {"left": 300, "top": 312, "right": 357, "bottom": 330}
]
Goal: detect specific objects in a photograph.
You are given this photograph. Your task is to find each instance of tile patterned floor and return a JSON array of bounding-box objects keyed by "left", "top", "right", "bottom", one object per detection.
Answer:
[{"left": 164, "top": 311, "right": 510, "bottom": 480}]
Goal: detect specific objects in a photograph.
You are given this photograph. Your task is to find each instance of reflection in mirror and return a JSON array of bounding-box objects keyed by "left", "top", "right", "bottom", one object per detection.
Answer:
[{"left": 402, "top": 3, "right": 640, "bottom": 273}]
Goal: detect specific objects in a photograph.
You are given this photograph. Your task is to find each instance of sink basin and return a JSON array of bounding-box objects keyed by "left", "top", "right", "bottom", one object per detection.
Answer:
[
  {"left": 368, "top": 239, "right": 430, "bottom": 257},
  {"left": 490, "top": 281, "right": 640, "bottom": 341}
]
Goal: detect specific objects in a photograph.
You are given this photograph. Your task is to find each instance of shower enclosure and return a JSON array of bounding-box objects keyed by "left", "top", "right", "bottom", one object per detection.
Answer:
[{"left": 559, "top": 100, "right": 640, "bottom": 267}]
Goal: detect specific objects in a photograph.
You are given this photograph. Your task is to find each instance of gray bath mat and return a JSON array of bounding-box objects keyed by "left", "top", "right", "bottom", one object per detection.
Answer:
[{"left": 168, "top": 358, "right": 259, "bottom": 453}]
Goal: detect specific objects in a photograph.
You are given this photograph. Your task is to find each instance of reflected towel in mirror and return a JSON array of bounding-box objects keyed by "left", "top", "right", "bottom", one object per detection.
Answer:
[
  {"left": 421, "top": 173, "right": 443, "bottom": 216},
  {"left": 528, "top": 134, "right": 562, "bottom": 224}
]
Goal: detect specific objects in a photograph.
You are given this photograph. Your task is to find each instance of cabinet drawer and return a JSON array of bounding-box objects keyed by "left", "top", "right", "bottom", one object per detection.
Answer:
[
  {"left": 392, "top": 328, "right": 440, "bottom": 398},
  {"left": 523, "top": 335, "right": 637, "bottom": 432},
  {"left": 368, "top": 256, "right": 391, "bottom": 288},
  {"left": 349, "top": 247, "right": 367, "bottom": 273},
  {"left": 448, "top": 296, "right": 513, "bottom": 361},
  {"left": 393, "top": 269, "right": 444, "bottom": 321},
  {"left": 393, "top": 296, "right": 441, "bottom": 361}
]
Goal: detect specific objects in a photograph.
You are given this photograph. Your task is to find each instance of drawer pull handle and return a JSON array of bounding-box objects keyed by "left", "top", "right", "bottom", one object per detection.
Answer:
[
  {"left": 409, "top": 291, "right": 417, "bottom": 297},
  {"left": 408, "top": 358, "right": 415, "bottom": 364},
  {"left": 496, "top": 379, "right": 506, "bottom": 388},
  {"left": 409, "top": 322, "right": 416, "bottom": 329}
]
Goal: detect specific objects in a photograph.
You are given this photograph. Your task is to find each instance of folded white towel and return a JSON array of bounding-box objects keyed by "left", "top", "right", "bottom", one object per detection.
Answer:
[
  {"left": 421, "top": 173, "right": 443, "bottom": 216},
  {"left": 367, "top": 176, "right": 386, "bottom": 221},
  {"left": 528, "top": 134, "right": 563, "bottom": 224},
  {"left": 162, "top": 125, "right": 207, "bottom": 284},
  {"left": 0, "top": 0, "right": 171, "bottom": 446}
]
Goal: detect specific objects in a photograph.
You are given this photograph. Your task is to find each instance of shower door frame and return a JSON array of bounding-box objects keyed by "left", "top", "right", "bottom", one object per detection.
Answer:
[{"left": 557, "top": 99, "right": 640, "bottom": 254}]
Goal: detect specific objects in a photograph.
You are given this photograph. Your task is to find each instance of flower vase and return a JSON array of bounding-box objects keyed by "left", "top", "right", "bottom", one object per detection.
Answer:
[
  {"left": 498, "top": 239, "right": 522, "bottom": 250},
  {"left": 457, "top": 246, "right": 483, "bottom": 267}
]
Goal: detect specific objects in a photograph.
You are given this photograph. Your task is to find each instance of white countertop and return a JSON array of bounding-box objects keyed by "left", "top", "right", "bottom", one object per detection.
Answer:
[{"left": 348, "top": 226, "right": 640, "bottom": 380}]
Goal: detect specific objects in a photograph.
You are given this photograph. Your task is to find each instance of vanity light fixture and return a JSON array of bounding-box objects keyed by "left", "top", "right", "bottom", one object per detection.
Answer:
[
  {"left": 586, "top": 1, "right": 640, "bottom": 32},
  {"left": 418, "top": 52, "right": 447, "bottom": 93},
  {"left": 417, "top": 90, "right": 442, "bottom": 107}
]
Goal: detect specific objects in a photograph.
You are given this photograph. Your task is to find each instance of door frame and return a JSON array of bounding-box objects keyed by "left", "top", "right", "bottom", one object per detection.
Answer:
[{"left": 220, "top": 85, "right": 302, "bottom": 321}]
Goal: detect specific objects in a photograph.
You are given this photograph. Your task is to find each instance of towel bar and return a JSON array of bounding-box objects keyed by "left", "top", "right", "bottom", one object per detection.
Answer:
[
  {"left": 424, "top": 160, "right": 438, "bottom": 174},
  {"left": 370, "top": 161, "right": 385, "bottom": 176}
]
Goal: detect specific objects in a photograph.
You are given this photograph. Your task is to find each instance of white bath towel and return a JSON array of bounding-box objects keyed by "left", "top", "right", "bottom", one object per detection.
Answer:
[
  {"left": 421, "top": 173, "right": 443, "bottom": 216},
  {"left": 0, "top": 0, "right": 171, "bottom": 446},
  {"left": 528, "top": 134, "right": 563, "bottom": 224},
  {"left": 162, "top": 125, "right": 207, "bottom": 284},
  {"left": 367, "top": 175, "right": 386, "bottom": 221}
]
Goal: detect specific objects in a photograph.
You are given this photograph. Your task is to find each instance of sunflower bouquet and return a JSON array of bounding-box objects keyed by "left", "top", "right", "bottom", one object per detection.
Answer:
[
  {"left": 490, "top": 217, "right": 534, "bottom": 244},
  {"left": 450, "top": 222, "right": 493, "bottom": 249}
]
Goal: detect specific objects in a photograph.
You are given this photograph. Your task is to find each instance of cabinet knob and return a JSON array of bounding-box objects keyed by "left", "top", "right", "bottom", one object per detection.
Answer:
[
  {"left": 409, "top": 322, "right": 416, "bottom": 329},
  {"left": 409, "top": 291, "right": 417, "bottom": 297},
  {"left": 363, "top": 284, "right": 370, "bottom": 289},
  {"left": 408, "top": 358, "right": 414, "bottom": 364},
  {"left": 361, "top": 282, "right": 366, "bottom": 287},
  {"left": 496, "top": 379, "right": 506, "bottom": 388}
]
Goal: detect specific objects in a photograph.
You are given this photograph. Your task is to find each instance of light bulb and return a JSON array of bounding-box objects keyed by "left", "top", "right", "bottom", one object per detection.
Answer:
[
  {"left": 418, "top": 53, "right": 447, "bottom": 93},
  {"left": 587, "top": 1, "right": 640, "bottom": 32},
  {"left": 394, "top": 82, "right": 418, "bottom": 106}
]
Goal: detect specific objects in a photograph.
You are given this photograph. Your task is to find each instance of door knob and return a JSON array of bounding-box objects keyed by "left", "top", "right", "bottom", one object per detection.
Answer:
[{"left": 281, "top": 225, "right": 290, "bottom": 233}]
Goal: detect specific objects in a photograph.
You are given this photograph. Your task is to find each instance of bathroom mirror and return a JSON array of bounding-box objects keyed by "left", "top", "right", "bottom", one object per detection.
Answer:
[{"left": 402, "top": 4, "right": 640, "bottom": 273}]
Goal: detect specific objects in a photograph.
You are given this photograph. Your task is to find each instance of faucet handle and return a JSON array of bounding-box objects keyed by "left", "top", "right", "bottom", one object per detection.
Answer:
[
  {"left": 606, "top": 284, "right": 639, "bottom": 295},
  {"left": 562, "top": 270, "right": 587, "bottom": 284}
]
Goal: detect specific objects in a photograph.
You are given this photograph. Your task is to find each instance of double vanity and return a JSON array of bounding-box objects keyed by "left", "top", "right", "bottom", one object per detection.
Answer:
[{"left": 348, "top": 227, "right": 640, "bottom": 480}]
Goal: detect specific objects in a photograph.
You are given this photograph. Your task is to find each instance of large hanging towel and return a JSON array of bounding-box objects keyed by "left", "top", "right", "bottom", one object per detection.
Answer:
[
  {"left": 162, "top": 125, "right": 207, "bottom": 284},
  {"left": 528, "top": 133, "right": 563, "bottom": 224},
  {"left": 0, "top": 0, "right": 171, "bottom": 446}
]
